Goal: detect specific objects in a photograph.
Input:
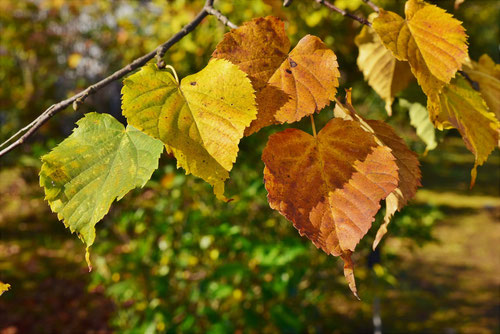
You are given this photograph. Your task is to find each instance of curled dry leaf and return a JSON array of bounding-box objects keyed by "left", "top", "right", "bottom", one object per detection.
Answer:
[
  {"left": 372, "top": 0, "right": 468, "bottom": 96},
  {"left": 121, "top": 60, "right": 258, "bottom": 200},
  {"left": 463, "top": 54, "right": 500, "bottom": 119},
  {"left": 212, "top": 17, "right": 339, "bottom": 133},
  {"left": 427, "top": 75, "right": 499, "bottom": 187},
  {"left": 262, "top": 118, "right": 399, "bottom": 297},
  {"left": 355, "top": 22, "right": 413, "bottom": 115}
]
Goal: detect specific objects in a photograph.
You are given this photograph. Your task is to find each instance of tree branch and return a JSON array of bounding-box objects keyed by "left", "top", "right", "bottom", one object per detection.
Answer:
[
  {"left": 0, "top": 0, "right": 236, "bottom": 158},
  {"left": 313, "top": 0, "right": 372, "bottom": 27},
  {"left": 204, "top": 6, "right": 238, "bottom": 29},
  {"left": 362, "top": 0, "right": 379, "bottom": 13}
]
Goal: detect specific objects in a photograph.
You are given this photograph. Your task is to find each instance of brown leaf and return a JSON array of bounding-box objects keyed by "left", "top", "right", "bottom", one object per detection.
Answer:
[
  {"left": 262, "top": 118, "right": 399, "bottom": 296},
  {"left": 213, "top": 17, "right": 339, "bottom": 133},
  {"left": 270, "top": 35, "right": 340, "bottom": 123},
  {"left": 366, "top": 120, "right": 422, "bottom": 249},
  {"left": 334, "top": 89, "right": 422, "bottom": 249}
]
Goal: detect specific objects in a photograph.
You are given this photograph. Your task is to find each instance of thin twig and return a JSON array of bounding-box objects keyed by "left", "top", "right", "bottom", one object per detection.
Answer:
[
  {"left": 362, "top": 0, "right": 379, "bottom": 13},
  {"left": 313, "top": 0, "right": 371, "bottom": 27},
  {"left": 0, "top": 0, "right": 237, "bottom": 158},
  {"left": 310, "top": 115, "right": 317, "bottom": 137},
  {"left": 205, "top": 6, "right": 238, "bottom": 29}
]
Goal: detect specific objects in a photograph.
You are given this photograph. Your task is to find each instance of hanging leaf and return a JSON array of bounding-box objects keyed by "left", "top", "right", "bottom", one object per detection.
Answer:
[
  {"left": 269, "top": 35, "right": 340, "bottom": 123},
  {"left": 463, "top": 54, "right": 500, "bottom": 119},
  {"left": 365, "top": 120, "right": 421, "bottom": 249},
  {"left": 262, "top": 118, "right": 399, "bottom": 296},
  {"left": 211, "top": 16, "right": 290, "bottom": 90},
  {"left": 372, "top": 0, "right": 468, "bottom": 96},
  {"left": 121, "top": 60, "right": 257, "bottom": 200},
  {"left": 427, "top": 75, "right": 499, "bottom": 186},
  {"left": 401, "top": 99, "right": 437, "bottom": 153},
  {"left": 39, "top": 113, "right": 164, "bottom": 264},
  {"left": 213, "top": 17, "right": 339, "bottom": 133},
  {"left": 355, "top": 22, "right": 413, "bottom": 115},
  {"left": 334, "top": 90, "right": 422, "bottom": 249}
]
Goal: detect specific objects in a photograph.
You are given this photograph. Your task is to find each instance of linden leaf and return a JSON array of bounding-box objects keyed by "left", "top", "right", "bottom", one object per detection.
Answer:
[
  {"left": 428, "top": 75, "right": 500, "bottom": 187},
  {"left": 39, "top": 113, "right": 164, "bottom": 263},
  {"left": 211, "top": 16, "right": 290, "bottom": 90},
  {"left": 213, "top": 17, "right": 339, "bottom": 133},
  {"left": 270, "top": 35, "right": 340, "bottom": 123},
  {"left": 372, "top": 0, "right": 468, "bottom": 96},
  {"left": 121, "top": 60, "right": 257, "bottom": 200},
  {"left": 212, "top": 16, "right": 290, "bottom": 135},
  {"left": 401, "top": 99, "right": 437, "bottom": 153},
  {"left": 355, "top": 23, "right": 413, "bottom": 115},
  {"left": 0, "top": 282, "right": 10, "bottom": 296},
  {"left": 463, "top": 54, "right": 500, "bottom": 119},
  {"left": 334, "top": 90, "right": 422, "bottom": 249},
  {"left": 262, "top": 118, "right": 399, "bottom": 296},
  {"left": 365, "top": 120, "right": 421, "bottom": 249}
]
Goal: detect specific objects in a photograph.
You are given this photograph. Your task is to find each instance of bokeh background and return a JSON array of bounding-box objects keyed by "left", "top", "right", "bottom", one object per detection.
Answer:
[{"left": 0, "top": 0, "right": 499, "bottom": 333}]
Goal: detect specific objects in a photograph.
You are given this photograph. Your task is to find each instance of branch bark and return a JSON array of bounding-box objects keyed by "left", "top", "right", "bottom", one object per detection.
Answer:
[
  {"left": 0, "top": 0, "right": 235, "bottom": 158},
  {"left": 313, "top": 0, "right": 372, "bottom": 27}
]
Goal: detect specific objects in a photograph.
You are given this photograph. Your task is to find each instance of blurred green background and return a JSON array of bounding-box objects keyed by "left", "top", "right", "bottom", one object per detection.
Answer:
[{"left": 0, "top": 0, "right": 499, "bottom": 333}]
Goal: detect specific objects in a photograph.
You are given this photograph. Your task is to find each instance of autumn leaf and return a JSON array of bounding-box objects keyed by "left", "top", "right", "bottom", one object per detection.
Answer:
[
  {"left": 262, "top": 118, "right": 399, "bottom": 296},
  {"left": 212, "top": 16, "right": 290, "bottom": 135},
  {"left": 121, "top": 60, "right": 257, "bottom": 200},
  {"left": 401, "top": 99, "right": 437, "bottom": 153},
  {"left": 39, "top": 113, "right": 164, "bottom": 266},
  {"left": 334, "top": 90, "right": 422, "bottom": 249},
  {"left": 463, "top": 54, "right": 500, "bottom": 119},
  {"left": 211, "top": 16, "right": 290, "bottom": 90},
  {"left": 428, "top": 75, "right": 499, "bottom": 186},
  {"left": 372, "top": 0, "right": 468, "bottom": 96},
  {"left": 355, "top": 22, "right": 413, "bottom": 115},
  {"left": 213, "top": 17, "right": 339, "bottom": 133}
]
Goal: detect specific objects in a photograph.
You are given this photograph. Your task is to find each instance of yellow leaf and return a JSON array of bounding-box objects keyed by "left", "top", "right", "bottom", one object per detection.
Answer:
[
  {"left": 121, "top": 60, "right": 257, "bottom": 200},
  {"left": 355, "top": 24, "right": 413, "bottom": 115},
  {"left": 373, "top": 0, "right": 468, "bottom": 96},
  {"left": 463, "top": 54, "right": 500, "bottom": 120},
  {"left": 428, "top": 75, "right": 500, "bottom": 186}
]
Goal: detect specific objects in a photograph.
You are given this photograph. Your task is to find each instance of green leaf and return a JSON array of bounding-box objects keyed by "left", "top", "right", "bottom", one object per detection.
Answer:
[
  {"left": 40, "top": 112, "right": 163, "bottom": 260},
  {"left": 121, "top": 60, "right": 257, "bottom": 200},
  {"left": 400, "top": 99, "right": 437, "bottom": 153}
]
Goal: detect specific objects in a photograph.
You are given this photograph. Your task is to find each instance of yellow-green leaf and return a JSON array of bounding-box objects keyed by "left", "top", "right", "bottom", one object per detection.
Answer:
[
  {"left": 373, "top": 0, "right": 468, "bottom": 96},
  {"left": 40, "top": 113, "right": 163, "bottom": 259},
  {"left": 121, "top": 60, "right": 257, "bottom": 200},
  {"left": 463, "top": 54, "right": 500, "bottom": 119},
  {"left": 428, "top": 75, "right": 500, "bottom": 186},
  {"left": 355, "top": 22, "right": 413, "bottom": 115},
  {"left": 401, "top": 99, "right": 437, "bottom": 153}
]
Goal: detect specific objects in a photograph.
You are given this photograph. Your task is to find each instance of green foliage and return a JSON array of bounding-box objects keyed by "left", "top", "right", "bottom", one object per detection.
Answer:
[{"left": 39, "top": 113, "right": 163, "bottom": 259}]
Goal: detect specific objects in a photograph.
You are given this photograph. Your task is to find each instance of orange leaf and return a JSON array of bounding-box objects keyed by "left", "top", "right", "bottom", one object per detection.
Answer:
[
  {"left": 270, "top": 35, "right": 340, "bottom": 124},
  {"left": 373, "top": 0, "right": 468, "bottom": 96},
  {"left": 334, "top": 89, "right": 422, "bottom": 249},
  {"left": 213, "top": 17, "right": 339, "bottom": 134},
  {"left": 262, "top": 118, "right": 399, "bottom": 296}
]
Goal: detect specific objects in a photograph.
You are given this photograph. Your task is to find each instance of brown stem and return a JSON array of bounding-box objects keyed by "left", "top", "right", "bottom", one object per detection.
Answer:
[
  {"left": 0, "top": 0, "right": 238, "bottom": 158},
  {"left": 313, "top": 0, "right": 372, "bottom": 27},
  {"left": 362, "top": 0, "right": 379, "bottom": 13}
]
